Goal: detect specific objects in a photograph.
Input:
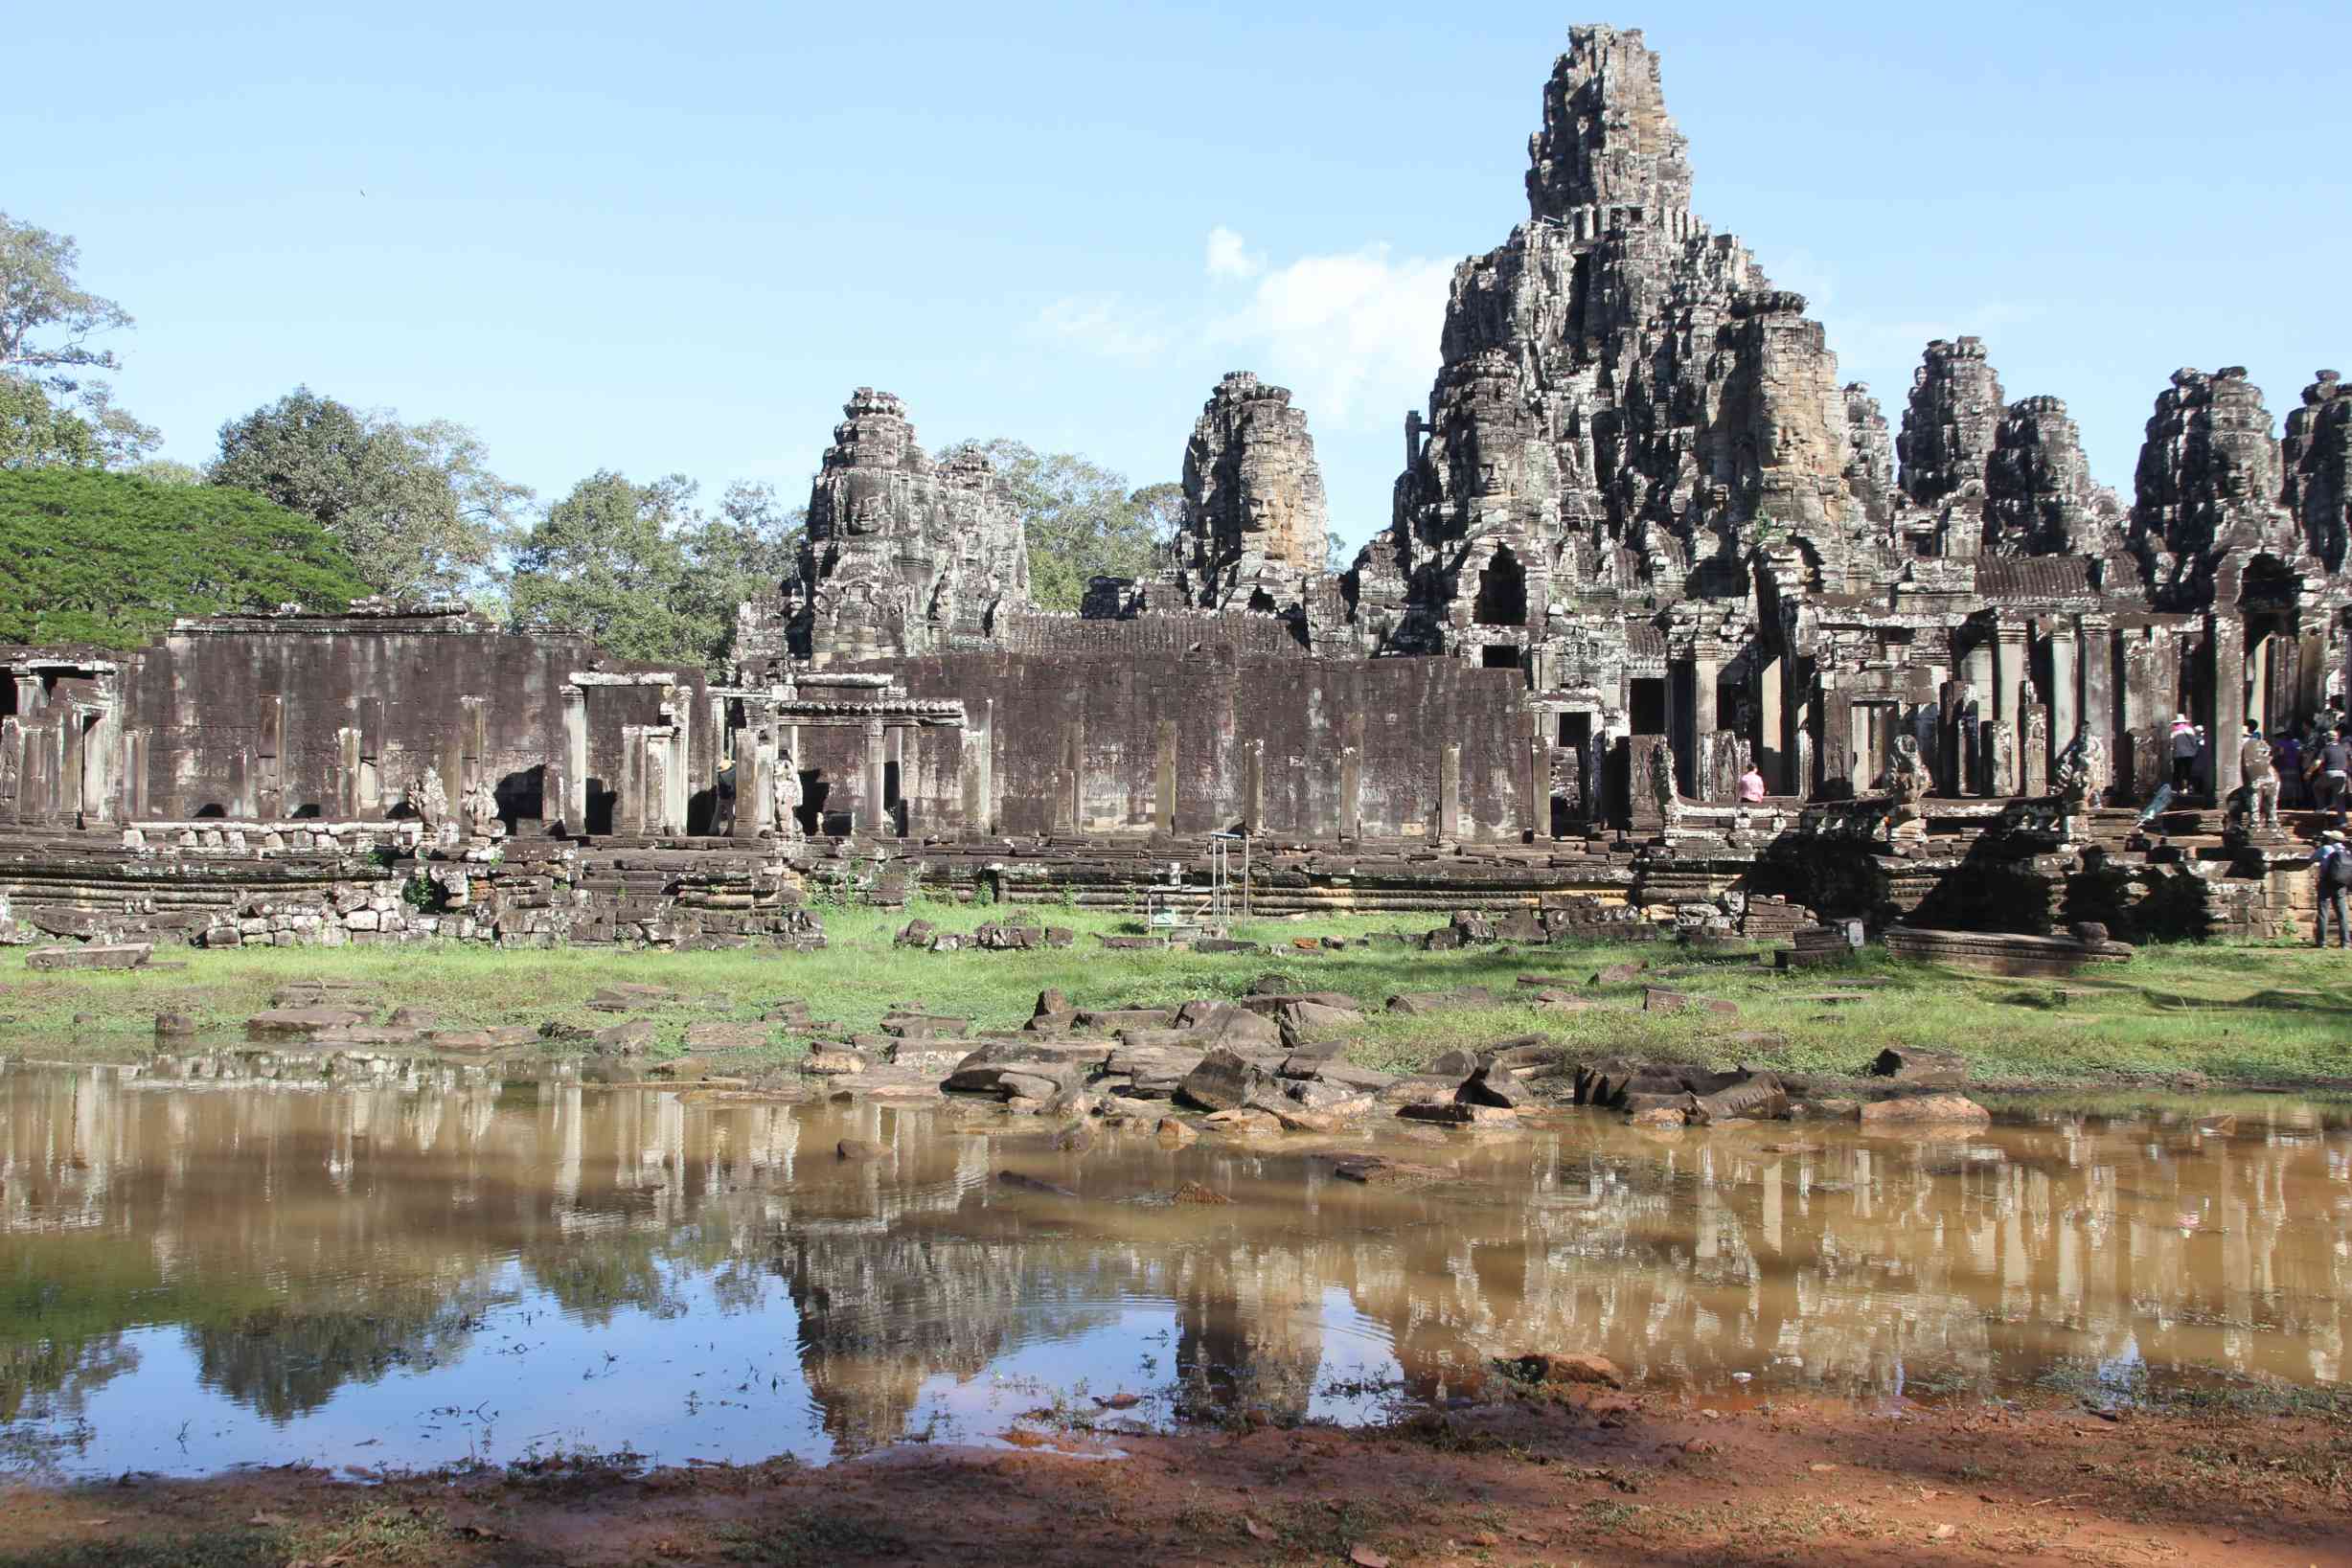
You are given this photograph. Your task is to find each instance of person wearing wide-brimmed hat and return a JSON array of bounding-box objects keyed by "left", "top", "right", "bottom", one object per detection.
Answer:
[{"left": 2313, "top": 829, "right": 2352, "bottom": 948}]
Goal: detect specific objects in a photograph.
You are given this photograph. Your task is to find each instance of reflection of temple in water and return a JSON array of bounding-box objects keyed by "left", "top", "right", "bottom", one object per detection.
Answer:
[{"left": 3, "top": 1061, "right": 2347, "bottom": 1456}]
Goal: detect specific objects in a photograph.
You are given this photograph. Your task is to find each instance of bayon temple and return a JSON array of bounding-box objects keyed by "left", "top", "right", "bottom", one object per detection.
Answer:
[{"left": 4, "top": 24, "right": 2347, "bottom": 951}]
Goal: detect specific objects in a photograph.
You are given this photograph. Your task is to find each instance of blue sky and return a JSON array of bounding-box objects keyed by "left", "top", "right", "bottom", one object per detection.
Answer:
[{"left": 13, "top": 1, "right": 2348, "bottom": 548}]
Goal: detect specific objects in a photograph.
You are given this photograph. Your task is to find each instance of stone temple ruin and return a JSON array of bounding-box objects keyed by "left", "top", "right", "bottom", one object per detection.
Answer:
[{"left": 4, "top": 23, "right": 2347, "bottom": 952}]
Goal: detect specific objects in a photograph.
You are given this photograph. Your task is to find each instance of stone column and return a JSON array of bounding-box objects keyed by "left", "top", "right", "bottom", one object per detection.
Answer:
[
  {"left": 1758, "top": 652, "right": 1786, "bottom": 791},
  {"left": 1153, "top": 718, "right": 1176, "bottom": 837},
  {"left": 1529, "top": 727, "right": 1551, "bottom": 838},
  {"left": 864, "top": 717, "right": 888, "bottom": 838},
  {"left": 616, "top": 727, "right": 645, "bottom": 834},
  {"left": 2209, "top": 615, "right": 2245, "bottom": 804},
  {"left": 1983, "top": 719, "right": 2014, "bottom": 800},
  {"left": 1993, "top": 622, "right": 2029, "bottom": 795},
  {"left": 1243, "top": 739, "right": 1265, "bottom": 836},
  {"left": 1961, "top": 638, "right": 1996, "bottom": 796},
  {"left": 2118, "top": 628, "right": 2165, "bottom": 800},
  {"left": 1687, "top": 643, "right": 1722, "bottom": 798},
  {"left": 733, "top": 726, "right": 767, "bottom": 841},
  {"left": 1339, "top": 744, "right": 1362, "bottom": 841},
  {"left": 1816, "top": 674, "right": 1855, "bottom": 798},
  {"left": 254, "top": 694, "right": 285, "bottom": 821},
  {"left": 560, "top": 685, "right": 587, "bottom": 832},
  {"left": 2045, "top": 621, "right": 2078, "bottom": 778},
  {"left": 1438, "top": 741, "right": 1462, "bottom": 840},
  {"left": 2078, "top": 615, "right": 2114, "bottom": 795},
  {"left": 337, "top": 727, "right": 364, "bottom": 819}
]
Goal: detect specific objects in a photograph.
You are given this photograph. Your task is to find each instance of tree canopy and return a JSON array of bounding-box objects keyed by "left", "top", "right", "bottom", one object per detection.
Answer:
[
  {"left": 210, "top": 386, "right": 530, "bottom": 601},
  {"left": 0, "top": 467, "right": 372, "bottom": 648},
  {"left": 507, "top": 471, "right": 803, "bottom": 672},
  {"left": 0, "top": 212, "right": 159, "bottom": 468},
  {"left": 941, "top": 439, "right": 1177, "bottom": 610}
]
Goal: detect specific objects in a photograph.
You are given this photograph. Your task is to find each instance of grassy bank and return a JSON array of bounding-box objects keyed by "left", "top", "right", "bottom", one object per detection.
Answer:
[{"left": 5, "top": 903, "right": 2352, "bottom": 1087}]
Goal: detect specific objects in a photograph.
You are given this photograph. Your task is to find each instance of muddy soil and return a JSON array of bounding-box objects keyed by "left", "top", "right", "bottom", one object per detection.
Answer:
[{"left": 5, "top": 1385, "right": 2345, "bottom": 1567}]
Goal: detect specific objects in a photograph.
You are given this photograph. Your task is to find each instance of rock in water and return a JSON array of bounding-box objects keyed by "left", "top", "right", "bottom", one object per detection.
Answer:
[{"left": 1859, "top": 1092, "right": 1992, "bottom": 1126}]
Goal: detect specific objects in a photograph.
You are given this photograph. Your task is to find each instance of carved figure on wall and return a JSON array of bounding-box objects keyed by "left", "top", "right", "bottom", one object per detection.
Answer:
[
  {"left": 402, "top": 769, "right": 448, "bottom": 838},
  {"left": 461, "top": 777, "right": 503, "bottom": 839},
  {"left": 1886, "top": 735, "right": 1929, "bottom": 840},
  {"left": 2053, "top": 732, "right": 2108, "bottom": 811},
  {"left": 1646, "top": 739, "right": 1680, "bottom": 828},
  {"left": 771, "top": 748, "right": 805, "bottom": 842}
]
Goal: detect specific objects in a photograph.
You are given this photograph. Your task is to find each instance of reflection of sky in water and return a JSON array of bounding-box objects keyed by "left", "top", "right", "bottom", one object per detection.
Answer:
[{"left": 3, "top": 1063, "right": 2348, "bottom": 1478}]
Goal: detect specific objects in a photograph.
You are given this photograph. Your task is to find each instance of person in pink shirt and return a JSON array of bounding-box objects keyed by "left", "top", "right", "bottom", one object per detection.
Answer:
[{"left": 1738, "top": 763, "right": 1767, "bottom": 803}]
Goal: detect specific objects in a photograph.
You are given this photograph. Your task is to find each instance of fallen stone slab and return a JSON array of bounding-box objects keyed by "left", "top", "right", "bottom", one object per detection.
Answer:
[
  {"left": 245, "top": 1006, "right": 370, "bottom": 1040},
  {"left": 1171, "top": 999, "right": 1281, "bottom": 1049},
  {"left": 1199, "top": 1106, "right": 1281, "bottom": 1136},
  {"left": 1384, "top": 986, "right": 1496, "bottom": 1016},
  {"left": 880, "top": 1011, "right": 972, "bottom": 1039},
  {"left": 1504, "top": 1352, "right": 1624, "bottom": 1389},
  {"left": 591, "top": 1018, "right": 657, "bottom": 1057},
  {"left": 1588, "top": 961, "right": 1648, "bottom": 987},
  {"left": 1075, "top": 1007, "right": 1176, "bottom": 1034},
  {"left": 1175, "top": 1047, "right": 1281, "bottom": 1113},
  {"left": 1884, "top": 923, "right": 2134, "bottom": 977},
  {"left": 1860, "top": 1092, "right": 1992, "bottom": 1127},
  {"left": 1238, "top": 990, "right": 1362, "bottom": 1017},
  {"left": 1643, "top": 988, "right": 1737, "bottom": 1015},
  {"left": 587, "top": 984, "right": 678, "bottom": 1012},
  {"left": 28, "top": 943, "right": 151, "bottom": 972},
  {"left": 683, "top": 1021, "right": 772, "bottom": 1052},
  {"left": 1328, "top": 1154, "right": 1452, "bottom": 1186},
  {"left": 1398, "top": 1102, "right": 1519, "bottom": 1127},
  {"left": 1866, "top": 1046, "right": 1969, "bottom": 1086}
]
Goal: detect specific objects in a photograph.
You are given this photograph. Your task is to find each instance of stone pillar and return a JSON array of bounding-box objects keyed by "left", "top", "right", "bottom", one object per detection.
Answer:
[
  {"left": 2119, "top": 628, "right": 2165, "bottom": 800},
  {"left": 2209, "top": 616, "right": 2245, "bottom": 804},
  {"left": 1243, "top": 739, "right": 1266, "bottom": 837},
  {"left": 336, "top": 727, "right": 364, "bottom": 819},
  {"left": 1687, "top": 644, "right": 1722, "bottom": 797},
  {"left": 616, "top": 727, "right": 645, "bottom": 834},
  {"left": 1438, "top": 741, "right": 1461, "bottom": 840},
  {"left": 1339, "top": 744, "right": 1362, "bottom": 840},
  {"left": 1529, "top": 728, "right": 1551, "bottom": 837},
  {"left": 1758, "top": 653, "right": 1786, "bottom": 791},
  {"left": 1960, "top": 638, "right": 1996, "bottom": 796},
  {"left": 961, "top": 702, "right": 994, "bottom": 838},
  {"left": 1153, "top": 719, "right": 1176, "bottom": 837},
  {"left": 1816, "top": 675, "right": 1855, "bottom": 798},
  {"left": 2078, "top": 616, "right": 2115, "bottom": 799},
  {"left": 864, "top": 717, "right": 889, "bottom": 837},
  {"left": 560, "top": 685, "right": 587, "bottom": 832},
  {"left": 1993, "top": 622, "right": 2028, "bottom": 795},
  {"left": 254, "top": 694, "right": 285, "bottom": 820},
  {"left": 733, "top": 727, "right": 767, "bottom": 841},
  {"left": 2045, "top": 622, "right": 2078, "bottom": 784},
  {"left": 889, "top": 724, "right": 909, "bottom": 838}
]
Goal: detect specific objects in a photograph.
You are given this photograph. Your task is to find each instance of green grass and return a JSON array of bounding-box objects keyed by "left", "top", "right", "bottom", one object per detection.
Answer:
[{"left": 5, "top": 901, "right": 2352, "bottom": 1087}]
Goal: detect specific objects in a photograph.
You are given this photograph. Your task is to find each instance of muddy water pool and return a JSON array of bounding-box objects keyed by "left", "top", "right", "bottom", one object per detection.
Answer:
[{"left": 2, "top": 1058, "right": 2346, "bottom": 1478}]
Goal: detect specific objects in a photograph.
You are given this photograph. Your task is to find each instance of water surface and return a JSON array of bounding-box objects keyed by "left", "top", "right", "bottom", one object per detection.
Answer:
[{"left": 3, "top": 1057, "right": 2346, "bottom": 1478}]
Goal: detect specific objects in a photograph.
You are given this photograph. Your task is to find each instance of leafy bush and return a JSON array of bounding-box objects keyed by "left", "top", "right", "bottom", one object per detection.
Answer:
[{"left": 0, "top": 466, "right": 370, "bottom": 648}]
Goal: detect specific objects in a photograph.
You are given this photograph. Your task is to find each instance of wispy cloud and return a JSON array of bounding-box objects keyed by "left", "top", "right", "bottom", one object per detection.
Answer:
[
  {"left": 1036, "top": 295, "right": 1168, "bottom": 361},
  {"left": 1204, "top": 225, "right": 1263, "bottom": 281},
  {"left": 1204, "top": 231, "right": 1453, "bottom": 430}
]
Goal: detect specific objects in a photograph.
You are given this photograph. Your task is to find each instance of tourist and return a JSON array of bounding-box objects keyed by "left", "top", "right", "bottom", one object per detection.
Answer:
[
  {"left": 1738, "top": 762, "right": 1766, "bottom": 803},
  {"left": 2322, "top": 727, "right": 2352, "bottom": 818},
  {"left": 2275, "top": 729, "right": 2303, "bottom": 809},
  {"left": 2168, "top": 714, "right": 2202, "bottom": 796},
  {"left": 2314, "top": 830, "right": 2352, "bottom": 949},
  {"left": 2241, "top": 720, "right": 2279, "bottom": 829}
]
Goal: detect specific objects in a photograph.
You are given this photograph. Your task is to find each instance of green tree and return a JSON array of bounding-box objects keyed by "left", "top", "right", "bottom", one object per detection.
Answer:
[
  {"left": 210, "top": 386, "right": 529, "bottom": 601},
  {"left": 0, "top": 467, "right": 371, "bottom": 648},
  {"left": 510, "top": 473, "right": 808, "bottom": 674},
  {"left": 940, "top": 439, "right": 1176, "bottom": 610},
  {"left": 0, "top": 212, "right": 159, "bottom": 467},
  {"left": 509, "top": 471, "right": 711, "bottom": 666}
]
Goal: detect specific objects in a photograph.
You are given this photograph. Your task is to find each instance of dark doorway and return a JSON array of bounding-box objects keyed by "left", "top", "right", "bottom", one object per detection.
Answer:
[
  {"left": 1473, "top": 547, "right": 1527, "bottom": 626},
  {"left": 1630, "top": 677, "right": 1667, "bottom": 737},
  {"left": 1480, "top": 645, "right": 1520, "bottom": 670}
]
